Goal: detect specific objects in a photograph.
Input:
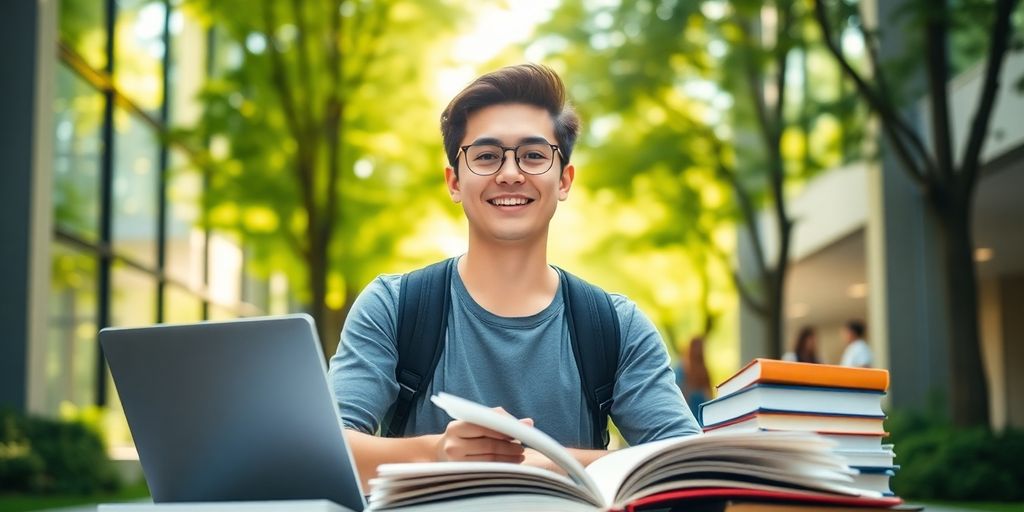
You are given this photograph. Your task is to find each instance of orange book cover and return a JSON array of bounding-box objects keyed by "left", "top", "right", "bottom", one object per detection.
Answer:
[{"left": 717, "top": 358, "right": 890, "bottom": 397}]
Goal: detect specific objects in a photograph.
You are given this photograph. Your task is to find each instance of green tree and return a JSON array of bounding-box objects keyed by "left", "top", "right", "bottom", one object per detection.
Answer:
[
  {"left": 813, "top": 0, "right": 1022, "bottom": 429},
  {"left": 534, "top": 0, "right": 862, "bottom": 357},
  {"left": 172, "top": 0, "right": 464, "bottom": 351}
]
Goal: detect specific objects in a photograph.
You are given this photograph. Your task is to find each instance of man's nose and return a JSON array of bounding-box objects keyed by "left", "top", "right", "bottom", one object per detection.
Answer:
[{"left": 496, "top": 149, "right": 524, "bottom": 183}]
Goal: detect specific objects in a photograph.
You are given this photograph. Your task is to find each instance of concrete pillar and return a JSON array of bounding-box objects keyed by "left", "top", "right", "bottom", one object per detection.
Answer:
[
  {"left": 0, "top": 0, "right": 55, "bottom": 413},
  {"left": 864, "top": 0, "right": 951, "bottom": 415}
]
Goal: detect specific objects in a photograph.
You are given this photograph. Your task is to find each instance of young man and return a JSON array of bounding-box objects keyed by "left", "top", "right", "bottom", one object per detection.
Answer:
[
  {"left": 839, "top": 319, "right": 873, "bottom": 368},
  {"left": 328, "top": 64, "right": 700, "bottom": 488}
]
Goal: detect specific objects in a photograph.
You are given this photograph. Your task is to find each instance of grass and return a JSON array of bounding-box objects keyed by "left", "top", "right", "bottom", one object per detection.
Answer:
[{"left": 0, "top": 480, "right": 149, "bottom": 512}]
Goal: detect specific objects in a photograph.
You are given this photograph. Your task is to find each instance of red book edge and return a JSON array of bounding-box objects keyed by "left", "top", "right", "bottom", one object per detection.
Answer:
[{"left": 622, "top": 488, "right": 903, "bottom": 512}]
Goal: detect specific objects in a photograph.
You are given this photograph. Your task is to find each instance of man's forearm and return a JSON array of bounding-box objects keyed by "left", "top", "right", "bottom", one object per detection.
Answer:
[
  {"left": 568, "top": 447, "right": 610, "bottom": 467},
  {"left": 345, "top": 429, "right": 439, "bottom": 490},
  {"left": 524, "top": 447, "right": 609, "bottom": 474}
]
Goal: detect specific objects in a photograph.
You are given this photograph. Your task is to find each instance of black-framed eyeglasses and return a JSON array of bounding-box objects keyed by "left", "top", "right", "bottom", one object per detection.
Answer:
[{"left": 458, "top": 142, "right": 563, "bottom": 176}]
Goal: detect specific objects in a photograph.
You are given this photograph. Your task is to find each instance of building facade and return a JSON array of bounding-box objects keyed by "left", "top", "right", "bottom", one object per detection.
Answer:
[{"left": 2, "top": 0, "right": 284, "bottom": 455}]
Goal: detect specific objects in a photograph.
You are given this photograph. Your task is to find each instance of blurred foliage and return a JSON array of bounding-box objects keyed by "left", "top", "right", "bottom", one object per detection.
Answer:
[
  {"left": 0, "top": 407, "right": 120, "bottom": 495},
  {"left": 530, "top": 0, "right": 868, "bottom": 358},
  {"left": 170, "top": 0, "right": 476, "bottom": 347},
  {"left": 888, "top": 403, "right": 1024, "bottom": 500},
  {"left": 813, "top": 0, "right": 1023, "bottom": 429}
]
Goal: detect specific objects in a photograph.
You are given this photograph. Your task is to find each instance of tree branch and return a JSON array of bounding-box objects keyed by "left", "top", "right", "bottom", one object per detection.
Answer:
[
  {"left": 708, "top": 134, "right": 770, "bottom": 281},
  {"left": 812, "top": 0, "right": 933, "bottom": 186},
  {"left": 261, "top": 0, "right": 302, "bottom": 142},
  {"left": 344, "top": 1, "right": 391, "bottom": 94},
  {"left": 737, "top": 17, "right": 777, "bottom": 152},
  {"left": 960, "top": 0, "right": 1020, "bottom": 194},
  {"left": 734, "top": 268, "right": 770, "bottom": 318},
  {"left": 322, "top": 0, "right": 345, "bottom": 248},
  {"left": 262, "top": 0, "right": 317, "bottom": 242},
  {"left": 773, "top": 0, "right": 791, "bottom": 135},
  {"left": 695, "top": 225, "right": 769, "bottom": 317},
  {"left": 924, "top": 0, "right": 955, "bottom": 181},
  {"left": 855, "top": 11, "right": 937, "bottom": 180},
  {"left": 290, "top": 0, "right": 317, "bottom": 141},
  {"left": 769, "top": 0, "right": 793, "bottom": 275}
]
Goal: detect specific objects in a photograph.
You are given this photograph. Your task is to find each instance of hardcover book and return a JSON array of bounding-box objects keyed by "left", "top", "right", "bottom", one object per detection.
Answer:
[
  {"left": 367, "top": 393, "right": 902, "bottom": 512},
  {"left": 716, "top": 359, "right": 890, "bottom": 398}
]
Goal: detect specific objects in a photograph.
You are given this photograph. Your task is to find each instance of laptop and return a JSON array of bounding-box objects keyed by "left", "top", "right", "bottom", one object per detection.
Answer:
[{"left": 100, "top": 314, "right": 366, "bottom": 511}]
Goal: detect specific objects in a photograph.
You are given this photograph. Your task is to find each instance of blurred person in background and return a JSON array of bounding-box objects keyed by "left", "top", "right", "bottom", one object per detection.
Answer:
[
  {"left": 684, "top": 336, "right": 712, "bottom": 425},
  {"left": 839, "top": 320, "right": 872, "bottom": 368},
  {"left": 782, "top": 326, "right": 820, "bottom": 364}
]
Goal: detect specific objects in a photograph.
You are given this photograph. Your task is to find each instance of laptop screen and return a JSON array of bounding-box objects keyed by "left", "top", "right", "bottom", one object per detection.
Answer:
[{"left": 100, "top": 314, "right": 366, "bottom": 511}]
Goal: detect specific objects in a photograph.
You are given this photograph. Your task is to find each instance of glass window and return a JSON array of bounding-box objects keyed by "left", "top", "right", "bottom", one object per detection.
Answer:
[
  {"left": 53, "top": 64, "right": 104, "bottom": 240},
  {"left": 114, "top": 0, "right": 166, "bottom": 114},
  {"left": 112, "top": 107, "right": 160, "bottom": 267},
  {"left": 47, "top": 242, "right": 99, "bottom": 414},
  {"left": 165, "top": 150, "right": 205, "bottom": 287},
  {"left": 164, "top": 284, "right": 203, "bottom": 324},
  {"left": 109, "top": 262, "right": 158, "bottom": 328},
  {"left": 59, "top": 0, "right": 108, "bottom": 70},
  {"left": 103, "top": 370, "right": 136, "bottom": 456},
  {"left": 208, "top": 304, "right": 236, "bottom": 321},
  {"left": 169, "top": 2, "right": 208, "bottom": 127},
  {"left": 208, "top": 232, "right": 243, "bottom": 308},
  {"left": 104, "top": 264, "right": 157, "bottom": 456}
]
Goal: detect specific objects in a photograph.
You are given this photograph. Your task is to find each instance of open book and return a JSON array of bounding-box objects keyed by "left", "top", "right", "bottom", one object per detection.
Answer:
[{"left": 367, "top": 393, "right": 903, "bottom": 512}]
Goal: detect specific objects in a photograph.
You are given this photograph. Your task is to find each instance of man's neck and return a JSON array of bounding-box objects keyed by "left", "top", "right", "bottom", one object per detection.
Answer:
[{"left": 458, "top": 236, "right": 559, "bottom": 317}]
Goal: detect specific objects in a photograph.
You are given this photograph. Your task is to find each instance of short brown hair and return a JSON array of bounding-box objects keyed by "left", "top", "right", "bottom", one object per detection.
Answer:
[{"left": 440, "top": 64, "right": 581, "bottom": 173}]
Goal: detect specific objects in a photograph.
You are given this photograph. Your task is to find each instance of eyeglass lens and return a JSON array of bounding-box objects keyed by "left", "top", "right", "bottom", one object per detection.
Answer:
[{"left": 464, "top": 144, "right": 555, "bottom": 175}]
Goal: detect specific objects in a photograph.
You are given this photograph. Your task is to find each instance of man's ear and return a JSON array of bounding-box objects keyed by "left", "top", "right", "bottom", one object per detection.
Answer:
[
  {"left": 445, "top": 166, "right": 461, "bottom": 203},
  {"left": 558, "top": 164, "right": 575, "bottom": 201}
]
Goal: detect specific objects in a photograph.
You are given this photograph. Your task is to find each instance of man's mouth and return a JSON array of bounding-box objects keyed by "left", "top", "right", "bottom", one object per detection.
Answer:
[{"left": 487, "top": 197, "right": 534, "bottom": 207}]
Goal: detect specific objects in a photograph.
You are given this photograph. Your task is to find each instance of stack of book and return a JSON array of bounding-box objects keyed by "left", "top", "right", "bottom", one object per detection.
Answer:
[
  {"left": 367, "top": 393, "right": 904, "bottom": 511},
  {"left": 701, "top": 359, "right": 898, "bottom": 497}
]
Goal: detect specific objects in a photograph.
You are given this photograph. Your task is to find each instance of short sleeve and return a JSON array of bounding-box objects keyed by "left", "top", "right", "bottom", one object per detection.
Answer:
[
  {"left": 608, "top": 295, "right": 702, "bottom": 444},
  {"left": 326, "top": 275, "right": 403, "bottom": 434}
]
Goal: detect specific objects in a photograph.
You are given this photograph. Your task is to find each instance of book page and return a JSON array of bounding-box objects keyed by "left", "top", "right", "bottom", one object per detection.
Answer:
[
  {"left": 585, "top": 436, "right": 689, "bottom": 504},
  {"left": 430, "top": 393, "right": 604, "bottom": 504},
  {"left": 370, "top": 462, "right": 599, "bottom": 509},
  {"left": 585, "top": 430, "right": 864, "bottom": 506}
]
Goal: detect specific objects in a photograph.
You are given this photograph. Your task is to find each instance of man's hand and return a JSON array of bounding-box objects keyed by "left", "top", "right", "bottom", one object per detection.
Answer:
[{"left": 436, "top": 407, "right": 533, "bottom": 463}]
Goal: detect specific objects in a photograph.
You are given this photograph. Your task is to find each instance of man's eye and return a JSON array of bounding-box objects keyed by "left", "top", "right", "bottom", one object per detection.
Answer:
[
  {"left": 523, "top": 152, "right": 548, "bottom": 160},
  {"left": 475, "top": 153, "right": 500, "bottom": 161}
]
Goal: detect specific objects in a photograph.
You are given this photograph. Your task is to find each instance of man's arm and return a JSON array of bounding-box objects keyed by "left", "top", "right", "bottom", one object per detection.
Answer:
[
  {"left": 522, "top": 447, "right": 609, "bottom": 475},
  {"left": 346, "top": 430, "right": 437, "bottom": 490},
  {"left": 608, "top": 296, "right": 702, "bottom": 444}
]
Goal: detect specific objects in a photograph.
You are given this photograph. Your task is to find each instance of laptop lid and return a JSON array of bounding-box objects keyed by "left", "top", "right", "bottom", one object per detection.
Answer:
[{"left": 99, "top": 314, "right": 365, "bottom": 511}]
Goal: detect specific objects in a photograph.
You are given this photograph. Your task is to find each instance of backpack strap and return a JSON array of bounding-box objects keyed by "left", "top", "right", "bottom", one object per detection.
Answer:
[
  {"left": 558, "top": 268, "right": 621, "bottom": 449},
  {"left": 384, "top": 260, "right": 621, "bottom": 449},
  {"left": 384, "top": 258, "right": 454, "bottom": 438}
]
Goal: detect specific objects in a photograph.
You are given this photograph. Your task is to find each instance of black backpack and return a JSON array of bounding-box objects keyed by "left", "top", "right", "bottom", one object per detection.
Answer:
[{"left": 382, "top": 258, "right": 621, "bottom": 449}]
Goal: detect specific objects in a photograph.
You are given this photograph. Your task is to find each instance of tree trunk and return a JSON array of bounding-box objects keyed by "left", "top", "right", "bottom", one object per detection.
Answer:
[
  {"left": 306, "top": 235, "right": 333, "bottom": 357},
  {"left": 764, "top": 274, "right": 784, "bottom": 360},
  {"left": 932, "top": 191, "right": 990, "bottom": 428}
]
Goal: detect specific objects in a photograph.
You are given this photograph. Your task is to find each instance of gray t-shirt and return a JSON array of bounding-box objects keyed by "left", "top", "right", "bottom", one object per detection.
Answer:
[{"left": 327, "top": 267, "right": 700, "bottom": 448}]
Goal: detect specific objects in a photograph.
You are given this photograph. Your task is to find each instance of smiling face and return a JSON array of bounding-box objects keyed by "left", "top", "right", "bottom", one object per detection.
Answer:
[{"left": 445, "top": 103, "right": 575, "bottom": 246}]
